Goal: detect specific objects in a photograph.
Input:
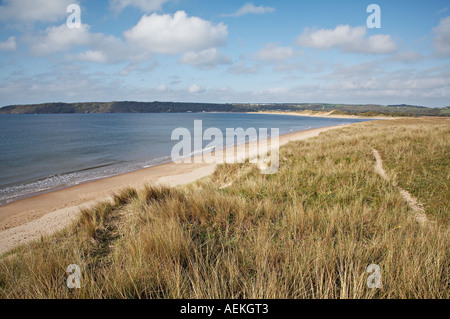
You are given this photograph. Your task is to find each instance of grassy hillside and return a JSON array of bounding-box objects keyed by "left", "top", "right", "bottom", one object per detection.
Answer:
[
  {"left": 0, "top": 101, "right": 246, "bottom": 114},
  {"left": 0, "top": 118, "right": 448, "bottom": 298},
  {"left": 0, "top": 101, "right": 448, "bottom": 117}
]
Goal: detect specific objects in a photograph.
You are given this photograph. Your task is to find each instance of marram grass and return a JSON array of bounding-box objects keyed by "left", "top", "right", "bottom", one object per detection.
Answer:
[{"left": 0, "top": 118, "right": 448, "bottom": 299}]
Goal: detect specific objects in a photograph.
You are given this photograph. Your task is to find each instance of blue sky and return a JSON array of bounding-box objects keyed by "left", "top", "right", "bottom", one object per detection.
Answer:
[{"left": 0, "top": 0, "right": 449, "bottom": 107}]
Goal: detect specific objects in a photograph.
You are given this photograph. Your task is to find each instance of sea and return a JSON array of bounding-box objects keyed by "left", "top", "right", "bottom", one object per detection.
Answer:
[{"left": 0, "top": 113, "right": 370, "bottom": 205}]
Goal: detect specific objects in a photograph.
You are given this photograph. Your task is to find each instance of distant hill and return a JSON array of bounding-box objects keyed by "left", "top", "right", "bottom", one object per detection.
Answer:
[
  {"left": 0, "top": 101, "right": 448, "bottom": 117},
  {"left": 0, "top": 102, "right": 247, "bottom": 114}
]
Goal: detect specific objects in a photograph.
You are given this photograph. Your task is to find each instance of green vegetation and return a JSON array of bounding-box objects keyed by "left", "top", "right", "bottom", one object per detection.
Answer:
[
  {"left": 0, "top": 101, "right": 448, "bottom": 117},
  {"left": 0, "top": 118, "right": 448, "bottom": 298},
  {"left": 0, "top": 101, "right": 245, "bottom": 114},
  {"left": 370, "top": 119, "right": 449, "bottom": 223}
]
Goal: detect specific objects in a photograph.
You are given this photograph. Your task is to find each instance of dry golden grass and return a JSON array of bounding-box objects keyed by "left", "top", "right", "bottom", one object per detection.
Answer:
[{"left": 0, "top": 118, "right": 448, "bottom": 299}]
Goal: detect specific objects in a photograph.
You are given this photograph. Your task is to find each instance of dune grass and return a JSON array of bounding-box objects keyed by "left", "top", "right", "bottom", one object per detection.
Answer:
[{"left": 0, "top": 118, "right": 448, "bottom": 299}]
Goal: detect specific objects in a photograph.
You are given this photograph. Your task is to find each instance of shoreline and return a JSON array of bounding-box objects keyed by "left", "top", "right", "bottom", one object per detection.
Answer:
[
  {"left": 246, "top": 111, "right": 400, "bottom": 120},
  {"left": 0, "top": 123, "right": 362, "bottom": 255},
  {"left": 0, "top": 156, "right": 175, "bottom": 207}
]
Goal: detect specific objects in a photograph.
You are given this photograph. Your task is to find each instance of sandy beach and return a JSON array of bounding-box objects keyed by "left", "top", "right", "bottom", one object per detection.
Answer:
[
  {"left": 247, "top": 111, "right": 399, "bottom": 120},
  {"left": 0, "top": 123, "right": 359, "bottom": 255}
]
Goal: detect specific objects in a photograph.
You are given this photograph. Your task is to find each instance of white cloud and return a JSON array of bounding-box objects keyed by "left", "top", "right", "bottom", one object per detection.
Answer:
[
  {"left": 433, "top": 16, "right": 450, "bottom": 57},
  {"left": 124, "top": 11, "right": 228, "bottom": 54},
  {"left": 30, "top": 24, "right": 92, "bottom": 55},
  {"left": 188, "top": 84, "right": 203, "bottom": 94},
  {"left": 109, "top": 0, "right": 170, "bottom": 13},
  {"left": 225, "top": 3, "right": 275, "bottom": 17},
  {"left": 296, "top": 25, "right": 397, "bottom": 54},
  {"left": 86, "top": 33, "right": 151, "bottom": 64},
  {"left": 254, "top": 43, "right": 295, "bottom": 61},
  {"left": 179, "top": 48, "right": 231, "bottom": 69},
  {"left": 0, "top": 0, "right": 77, "bottom": 23},
  {"left": 29, "top": 23, "right": 151, "bottom": 64},
  {"left": 74, "top": 50, "right": 108, "bottom": 63},
  {"left": 0, "top": 36, "right": 16, "bottom": 51}
]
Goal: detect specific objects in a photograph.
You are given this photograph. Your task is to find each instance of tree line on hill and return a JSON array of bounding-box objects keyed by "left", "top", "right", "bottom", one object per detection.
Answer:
[{"left": 0, "top": 101, "right": 448, "bottom": 117}]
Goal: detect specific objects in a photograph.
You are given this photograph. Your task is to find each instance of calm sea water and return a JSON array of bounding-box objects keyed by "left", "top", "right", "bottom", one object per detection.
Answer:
[{"left": 0, "top": 113, "right": 369, "bottom": 205}]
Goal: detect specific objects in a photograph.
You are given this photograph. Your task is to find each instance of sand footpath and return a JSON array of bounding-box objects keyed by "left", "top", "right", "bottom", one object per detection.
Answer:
[{"left": 0, "top": 123, "right": 358, "bottom": 255}]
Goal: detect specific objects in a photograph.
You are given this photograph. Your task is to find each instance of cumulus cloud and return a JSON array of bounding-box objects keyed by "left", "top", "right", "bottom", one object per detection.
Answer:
[
  {"left": 225, "top": 3, "right": 275, "bottom": 17},
  {"left": 179, "top": 48, "right": 232, "bottom": 69},
  {"left": 30, "top": 24, "right": 92, "bottom": 55},
  {"left": 29, "top": 23, "right": 151, "bottom": 64},
  {"left": 109, "top": 0, "right": 170, "bottom": 13},
  {"left": 296, "top": 25, "right": 397, "bottom": 54},
  {"left": 83, "top": 33, "right": 151, "bottom": 63},
  {"left": 0, "top": 0, "right": 77, "bottom": 23},
  {"left": 124, "top": 11, "right": 228, "bottom": 54},
  {"left": 433, "top": 16, "right": 450, "bottom": 57},
  {"left": 254, "top": 43, "right": 296, "bottom": 61},
  {"left": 0, "top": 36, "right": 17, "bottom": 51}
]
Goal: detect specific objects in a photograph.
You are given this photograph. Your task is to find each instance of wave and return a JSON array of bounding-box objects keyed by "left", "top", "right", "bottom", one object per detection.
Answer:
[{"left": 0, "top": 156, "right": 173, "bottom": 206}]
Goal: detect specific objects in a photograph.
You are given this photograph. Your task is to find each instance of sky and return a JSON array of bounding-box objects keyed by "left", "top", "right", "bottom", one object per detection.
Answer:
[{"left": 0, "top": 0, "right": 449, "bottom": 107}]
